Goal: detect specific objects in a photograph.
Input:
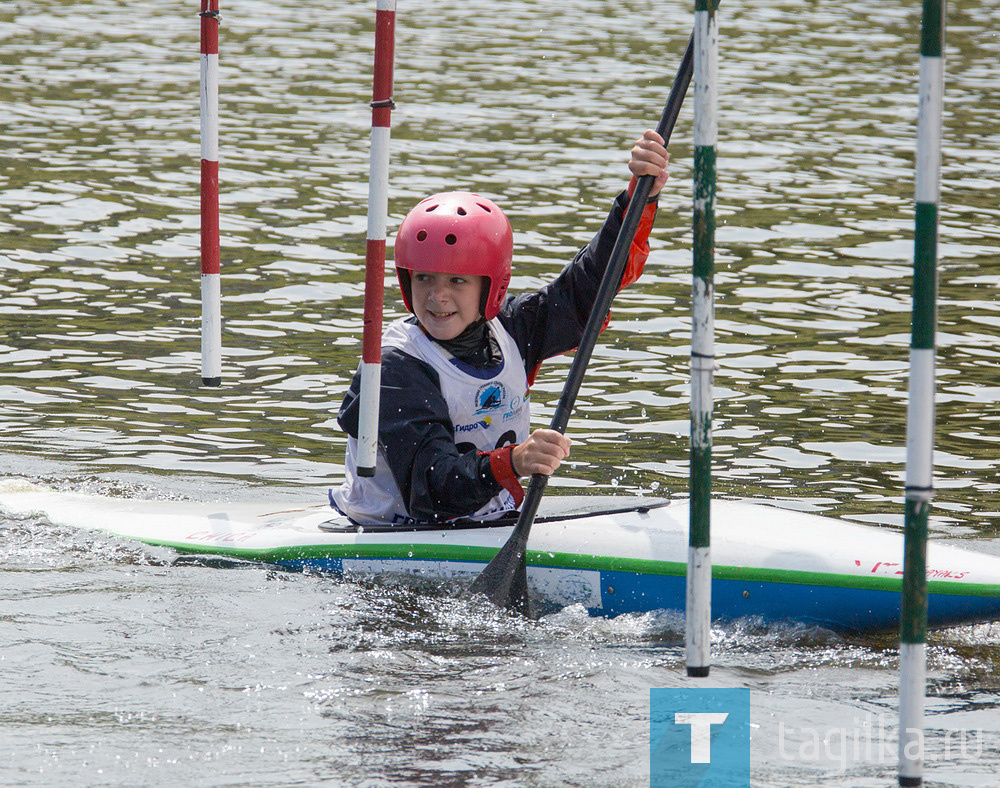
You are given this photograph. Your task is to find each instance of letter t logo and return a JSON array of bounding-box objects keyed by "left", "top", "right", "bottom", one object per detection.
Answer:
[{"left": 674, "top": 712, "right": 730, "bottom": 763}]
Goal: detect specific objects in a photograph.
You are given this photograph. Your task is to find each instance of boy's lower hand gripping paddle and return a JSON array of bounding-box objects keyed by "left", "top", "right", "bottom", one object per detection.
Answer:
[{"left": 467, "top": 34, "right": 695, "bottom": 615}]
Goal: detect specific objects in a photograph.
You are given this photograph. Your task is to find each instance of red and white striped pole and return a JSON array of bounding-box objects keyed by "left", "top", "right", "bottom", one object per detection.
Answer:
[
  {"left": 356, "top": 0, "right": 397, "bottom": 476},
  {"left": 199, "top": 0, "right": 222, "bottom": 387}
]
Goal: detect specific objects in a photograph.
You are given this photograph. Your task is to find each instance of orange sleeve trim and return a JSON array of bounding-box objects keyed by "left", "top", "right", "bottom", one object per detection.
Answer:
[
  {"left": 486, "top": 445, "right": 525, "bottom": 506},
  {"left": 627, "top": 175, "right": 639, "bottom": 199},
  {"left": 620, "top": 198, "right": 657, "bottom": 290},
  {"left": 619, "top": 181, "right": 658, "bottom": 291},
  {"left": 627, "top": 175, "right": 662, "bottom": 204}
]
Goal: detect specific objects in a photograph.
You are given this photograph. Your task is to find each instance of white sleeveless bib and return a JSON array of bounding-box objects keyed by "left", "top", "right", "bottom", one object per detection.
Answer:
[{"left": 332, "top": 318, "right": 530, "bottom": 525}]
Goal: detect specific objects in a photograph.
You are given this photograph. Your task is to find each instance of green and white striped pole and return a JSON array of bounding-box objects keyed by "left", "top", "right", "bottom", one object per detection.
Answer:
[
  {"left": 686, "top": 0, "right": 718, "bottom": 679},
  {"left": 899, "top": 1, "right": 945, "bottom": 785}
]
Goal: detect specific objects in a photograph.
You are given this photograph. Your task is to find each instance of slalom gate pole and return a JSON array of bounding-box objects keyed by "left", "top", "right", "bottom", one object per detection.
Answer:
[
  {"left": 356, "top": 0, "right": 397, "bottom": 477},
  {"left": 199, "top": 0, "right": 222, "bottom": 387},
  {"left": 898, "top": 1, "right": 945, "bottom": 785},
  {"left": 686, "top": 0, "right": 718, "bottom": 679}
]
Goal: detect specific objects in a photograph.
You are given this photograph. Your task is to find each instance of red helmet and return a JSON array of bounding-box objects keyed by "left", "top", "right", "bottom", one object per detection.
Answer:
[{"left": 394, "top": 191, "right": 513, "bottom": 320}]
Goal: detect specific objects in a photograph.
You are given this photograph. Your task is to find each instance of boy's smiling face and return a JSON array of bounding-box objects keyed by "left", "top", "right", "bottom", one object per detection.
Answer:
[{"left": 410, "top": 271, "right": 485, "bottom": 341}]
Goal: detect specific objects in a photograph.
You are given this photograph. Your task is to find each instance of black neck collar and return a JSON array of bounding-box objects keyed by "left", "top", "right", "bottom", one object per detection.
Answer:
[{"left": 417, "top": 317, "right": 501, "bottom": 369}]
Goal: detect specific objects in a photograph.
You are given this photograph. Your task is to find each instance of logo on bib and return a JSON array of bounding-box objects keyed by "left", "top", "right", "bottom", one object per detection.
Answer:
[
  {"left": 457, "top": 417, "right": 492, "bottom": 433},
  {"left": 475, "top": 382, "right": 506, "bottom": 414}
]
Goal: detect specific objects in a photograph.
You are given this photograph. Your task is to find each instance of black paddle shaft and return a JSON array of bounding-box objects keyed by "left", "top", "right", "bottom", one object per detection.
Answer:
[{"left": 468, "top": 36, "right": 696, "bottom": 614}]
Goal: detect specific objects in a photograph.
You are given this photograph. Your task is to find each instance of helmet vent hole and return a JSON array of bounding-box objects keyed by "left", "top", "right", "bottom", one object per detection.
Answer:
[
  {"left": 445, "top": 234, "right": 458, "bottom": 245},
  {"left": 425, "top": 204, "right": 439, "bottom": 212},
  {"left": 457, "top": 207, "right": 467, "bottom": 216},
  {"left": 416, "top": 230, "right": 427, "bottom": 241},
  {"left": 476, "top": 203, "right": 492, "bottom": 213}
]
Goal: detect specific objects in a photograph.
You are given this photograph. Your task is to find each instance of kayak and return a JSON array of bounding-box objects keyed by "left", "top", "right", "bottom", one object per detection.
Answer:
[{"left": 2, "top": 480, "right": 999, "bottom": 632}]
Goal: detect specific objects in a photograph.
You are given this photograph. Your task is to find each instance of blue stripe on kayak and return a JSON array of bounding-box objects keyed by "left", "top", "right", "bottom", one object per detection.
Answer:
[
  {"left": 597, "top": 568, "right": 1000, "bottom": 632},
  {"left": 277, "top": 556, "right": 1000, "bottom": 633}
]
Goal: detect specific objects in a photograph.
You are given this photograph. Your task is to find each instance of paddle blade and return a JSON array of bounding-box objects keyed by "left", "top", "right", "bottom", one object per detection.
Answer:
[{"left": 466, "top": 527, "right": 531, "bottom": 616}]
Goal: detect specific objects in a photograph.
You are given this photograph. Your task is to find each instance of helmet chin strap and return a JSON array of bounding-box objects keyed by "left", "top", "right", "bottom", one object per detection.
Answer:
[
  {"left": 397, "top": 269, "right": 413, "bottom": 312},
  {"left": 479, "top": 278, "right": 490, "bottom": 317}
]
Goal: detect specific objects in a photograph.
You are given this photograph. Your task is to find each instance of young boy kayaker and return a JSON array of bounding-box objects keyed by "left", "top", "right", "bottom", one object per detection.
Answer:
[{"left": 332, "top": 130, "right": 670, "bottom": 526}]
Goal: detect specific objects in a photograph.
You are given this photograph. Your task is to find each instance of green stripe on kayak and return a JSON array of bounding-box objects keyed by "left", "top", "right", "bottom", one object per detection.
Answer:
[{"left": 114, "top": 532, "right": 1000, "bottom": 599}]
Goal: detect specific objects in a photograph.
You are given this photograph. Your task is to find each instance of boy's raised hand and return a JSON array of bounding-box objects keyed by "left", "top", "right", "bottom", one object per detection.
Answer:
[
  {"left": 629, "top": 129, "right": 670, "bottom": 197},
  {"left": 511, "top": 429, "right": 571, "bottom": 477}
]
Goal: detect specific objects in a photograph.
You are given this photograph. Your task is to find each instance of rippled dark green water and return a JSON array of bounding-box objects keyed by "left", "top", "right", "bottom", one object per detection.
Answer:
[{"left": 2, "top": 1, "right": 998, "bottom": 785}]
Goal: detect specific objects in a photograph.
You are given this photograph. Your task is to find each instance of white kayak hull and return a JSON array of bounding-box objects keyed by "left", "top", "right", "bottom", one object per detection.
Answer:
[{"left": 3, "top": 482, "right": 999, "bottom": 632}]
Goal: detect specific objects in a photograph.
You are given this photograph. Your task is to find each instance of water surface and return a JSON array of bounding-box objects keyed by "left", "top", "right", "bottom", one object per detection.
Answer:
[{"left": 1, "top": 1, "right": 998, "bottom": 785}]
